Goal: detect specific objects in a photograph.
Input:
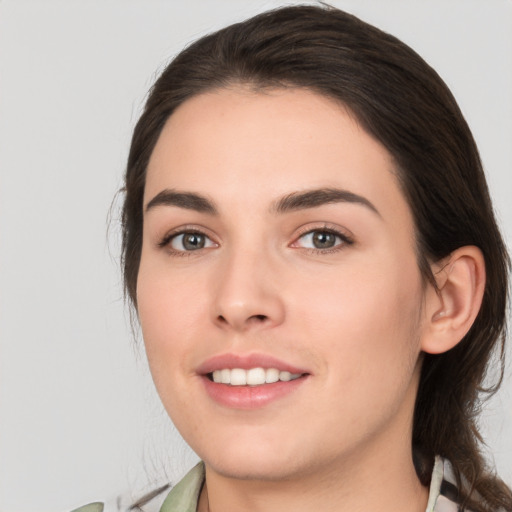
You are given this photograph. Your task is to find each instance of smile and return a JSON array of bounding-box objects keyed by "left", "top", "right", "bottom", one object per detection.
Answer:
[
  {"left": 210, "top": 367, "right": 302, "bottom": 386},
  {"left": 198, "top": 353, "right": 310, "bottom": 409}
]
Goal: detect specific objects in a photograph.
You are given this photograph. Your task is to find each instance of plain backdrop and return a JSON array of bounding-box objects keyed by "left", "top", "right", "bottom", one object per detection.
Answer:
[{"left": 1, "top": 1, "right": 511, "bottom": 510}]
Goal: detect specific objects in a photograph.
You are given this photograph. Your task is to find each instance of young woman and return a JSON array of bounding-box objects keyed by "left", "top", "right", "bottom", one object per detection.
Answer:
[{"left": 77, "top": 4, "right": 511, "bottom": 512}]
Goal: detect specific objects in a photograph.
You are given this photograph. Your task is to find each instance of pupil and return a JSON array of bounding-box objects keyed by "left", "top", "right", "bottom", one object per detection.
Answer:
[
  {"left": 313, "top": 231, "right": 335, "bottom": 248},
  {"left": 183, "top": 233, "right": 204, "bottom": 250}
]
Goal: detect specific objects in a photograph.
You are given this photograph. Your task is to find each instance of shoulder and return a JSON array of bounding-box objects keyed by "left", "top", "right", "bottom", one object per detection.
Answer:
[
  {"left": 70, "top": 505, "right": 105, "bottom": 512},
  {"left": 68, "top": 463, "right": 204, "bottom": 512},
  {"left": 69, "top": 485, "right": 170, "bottom": 512},
  {"left": 69, "top": 486, "right": 170, "bottom": 512}
]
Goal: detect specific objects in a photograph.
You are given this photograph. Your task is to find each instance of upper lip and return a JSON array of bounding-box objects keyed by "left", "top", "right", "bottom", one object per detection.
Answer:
[{"left": 196, "top": 353, "right": 310, "bottom": 376}]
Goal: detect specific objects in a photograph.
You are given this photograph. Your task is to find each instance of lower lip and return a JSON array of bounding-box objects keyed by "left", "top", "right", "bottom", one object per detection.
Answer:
[{"left": 201, "top": 375, "right": 308, "bottom": 409}]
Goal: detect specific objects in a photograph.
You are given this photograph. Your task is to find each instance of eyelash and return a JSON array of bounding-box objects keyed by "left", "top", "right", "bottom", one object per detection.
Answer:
[
  {"left": 158, "top": 225, "right": 354, "bottom": 256},
  {"left": 291, "top": 225, "right": 354, "bottom": 254},
  {"left": 158, "top": 227, "right": 218, "bottom": 257}
]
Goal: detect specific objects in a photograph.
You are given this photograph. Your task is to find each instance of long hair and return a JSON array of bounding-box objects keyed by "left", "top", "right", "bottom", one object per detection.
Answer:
[{"left": 121, "top": 5, "right": 511, "bottom": 510}]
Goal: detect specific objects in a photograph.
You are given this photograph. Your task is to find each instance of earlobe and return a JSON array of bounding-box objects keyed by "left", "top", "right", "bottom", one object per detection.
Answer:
[{"left": 421, "top": 246, "right": 486, "bottom": 355}]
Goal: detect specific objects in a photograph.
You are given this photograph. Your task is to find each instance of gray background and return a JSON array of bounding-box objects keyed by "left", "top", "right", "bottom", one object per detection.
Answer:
[{"left": 1, "top": 1, "right": 511, "bottom": 510}]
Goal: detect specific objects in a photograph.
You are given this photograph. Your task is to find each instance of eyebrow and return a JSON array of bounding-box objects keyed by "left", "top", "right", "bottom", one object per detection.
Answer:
[
  {"left": 272, "top": 188, "right": 380, "bottom": 216},
  {"left": 145, "top": 189, "right": 218, "bottom": 214},
  {"left": 145, "top": 187, "right": 380, "bottom": 217}
]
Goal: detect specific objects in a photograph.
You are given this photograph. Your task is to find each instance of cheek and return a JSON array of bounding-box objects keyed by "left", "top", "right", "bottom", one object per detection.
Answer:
[
  {"left": 292, "top": 258, "right": 424, "bottom": 387},
  {"left": 136, "top": 264, "right": 209, "bottom": 433},
  {"left": 136, "top": 257, "right": 208, "bottom": 376}
]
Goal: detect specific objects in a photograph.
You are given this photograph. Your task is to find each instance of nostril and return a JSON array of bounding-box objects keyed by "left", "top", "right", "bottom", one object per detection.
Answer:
[
  {"left": 214, "top": 312, "right": 271, "bottom": 329},
  {"left": 217, "top": 315, "right": 228, "bottom": 324}
]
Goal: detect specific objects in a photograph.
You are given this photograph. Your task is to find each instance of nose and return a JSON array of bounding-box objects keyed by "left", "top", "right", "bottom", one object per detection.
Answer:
[{"left": 211, "top": 247, "right": 286, "bottom": 332}]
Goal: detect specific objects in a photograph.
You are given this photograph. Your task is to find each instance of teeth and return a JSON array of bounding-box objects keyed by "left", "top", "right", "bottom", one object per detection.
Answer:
[
  {"left": 230, "top": 368, "right": 247, "bottom": 386},
  {"left": 265, "top": 368, "right": 279, "bottom": 383},
  {"left": 211, "top": 367, "right": 302, "bottom": 386},
  {"left": 247, "top": 367, "right": 266, "bottom": 385},
  {"left": 279, "top": 371, "right": 292, "bottom": 382}
]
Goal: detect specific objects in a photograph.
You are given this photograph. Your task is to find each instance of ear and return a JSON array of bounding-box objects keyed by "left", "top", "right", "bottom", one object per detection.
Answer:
[{"left": 421, "top": 246, "right": 486, "bottom": 355}]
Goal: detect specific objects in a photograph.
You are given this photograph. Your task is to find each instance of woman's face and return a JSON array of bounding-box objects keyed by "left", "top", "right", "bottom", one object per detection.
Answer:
[{"left": 137, "top": 87, "right": 431, "bottom": 481}]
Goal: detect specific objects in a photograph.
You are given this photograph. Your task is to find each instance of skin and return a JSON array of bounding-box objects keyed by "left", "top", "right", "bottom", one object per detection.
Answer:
[{"left": 137, "top": 87, "right": 434, "bottom": 512}]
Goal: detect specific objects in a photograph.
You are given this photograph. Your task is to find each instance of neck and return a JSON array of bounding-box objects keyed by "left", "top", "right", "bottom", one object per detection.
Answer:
[{"left": 199, "top": 439, "right": 428, "bottom": 512}]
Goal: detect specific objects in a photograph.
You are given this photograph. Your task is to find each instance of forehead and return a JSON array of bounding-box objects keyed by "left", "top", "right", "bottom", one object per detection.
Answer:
[{"left": 145, "top": 87, "right": 411, "bottom": 226}]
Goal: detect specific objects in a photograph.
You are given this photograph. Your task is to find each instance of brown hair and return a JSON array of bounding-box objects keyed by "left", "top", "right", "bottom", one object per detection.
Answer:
[{"left": 122, "top": 5, "right": 511, "bottom": 510}]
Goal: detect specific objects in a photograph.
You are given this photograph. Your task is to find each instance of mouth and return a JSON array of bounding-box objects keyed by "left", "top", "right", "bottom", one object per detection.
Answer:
[
  {"left": 207, "top": 367, "right": 304, "bottom": 386},
  {"left": 198, "top": 353, "right": 310, "bottom": 409}
]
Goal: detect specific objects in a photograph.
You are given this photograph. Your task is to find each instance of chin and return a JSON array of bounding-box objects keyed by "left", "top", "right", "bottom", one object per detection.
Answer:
[
  {"left": 196, "top": 429, "right": 338, "bottom": 483},
  {"left": 206, "top": 453, "right": 305, "bottom": 482},
  {"left": 190, "top": 429, "right": 305, "bottom": 481}
]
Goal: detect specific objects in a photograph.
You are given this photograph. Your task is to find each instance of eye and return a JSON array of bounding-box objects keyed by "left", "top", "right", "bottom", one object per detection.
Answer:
[
  {"left": 166, "top": 231, "right": 216, "bottom": 252},
  {"left": 294, "top": 229, "right": 352, "bottom": 251}
]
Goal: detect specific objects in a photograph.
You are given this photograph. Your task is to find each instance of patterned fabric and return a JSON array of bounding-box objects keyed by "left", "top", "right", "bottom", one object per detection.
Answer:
[
  {"left": 72, "top": 456, "right": 462, "bottom": 512},
  {"left": 426, "top": 457, "right": 460, "bottom": 512}
]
